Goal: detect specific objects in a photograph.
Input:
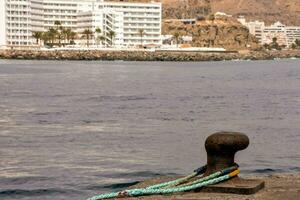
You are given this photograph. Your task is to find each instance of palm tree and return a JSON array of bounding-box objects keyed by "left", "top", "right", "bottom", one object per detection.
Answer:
[
  {"left": 63, "top": 28, "right": 72, "bottom": 44},
  {"left": 138, "top": 29, "right": 146, "bottom": 47},
  {"left": 32, "top": 32, "right": 43, "bottom": 45},
  {"left": 173, "top": 32, "right": 181, "bottom": 48},
  {"left": 54, "top": 21, "right": 61, "bottom": 30},
  {"left": 54, "top": 21, "right": 63, "bottom": 46},
  {"left": 95, "top": 27, "right": 101, "bottom": 35},
  {"left": 57, "top": 26, "right": 65, "bottom": 46},
  {"left": 291, "top": 43, "right": 296, "bottom": 49},
  {"left": 271, "top": 37, "right": 280, "bottom": 50},
  {"left": 95, "top": 28, "right": 101, "bottom": 47},
  {"left": 98, "top": 35, "right": 106, "bottom": 47},
  {"left": 107, "top": 30, "right": 115, "bottom": 47},
  {"left": 41, "top": 32, "right": 51, "bottom": 46},
  {"left": 48, "top": 28, "right": 57, "bottom": 45},
  {"left": 82, "top": 29, "right": 93, "bottom": 47},
  {"left": 69, "top": 31, "right": 77, "bottom": 45},
  {"left": 296, "top": 39, "right": 300, "bottom": 47}
]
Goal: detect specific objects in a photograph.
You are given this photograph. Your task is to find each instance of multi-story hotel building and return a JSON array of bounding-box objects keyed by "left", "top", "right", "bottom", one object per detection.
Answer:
[
  {"left": 286, "top": 26, "right": 300, "bottom": 47},
  {"left": 0, "top": 0, "right": 162, "bottom": 48},
  {"left": 262, "top": 22, "right": 288, "bottom": 46},
  {"left": 238, "top": 17, "right": 265, "bottom": 44},
  {"left": 77, "top": 1, "right": 162, "bottom": 47},
  {"left": 238, "top": 16, "right": 300, "bottom": 47}
]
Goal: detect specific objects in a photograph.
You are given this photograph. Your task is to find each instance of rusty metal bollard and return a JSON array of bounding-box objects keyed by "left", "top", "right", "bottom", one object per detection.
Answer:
[
  {"left": 204, "top": 132, "right": 249, "bottom": 176},
  {"left": 202, "top": 132, "right": 264, "bottom": 195}
]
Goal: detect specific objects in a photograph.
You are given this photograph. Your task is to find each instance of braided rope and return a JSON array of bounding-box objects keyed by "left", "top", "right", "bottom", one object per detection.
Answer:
[
  {"left": 88, "top": 166, "right": 239, "bottom": 200},
  {"left": 129, "top": 170, "right": 239, "bottom": 196},
  {"left": 146, "top": 165, "right": 207, "bottom": 190}
]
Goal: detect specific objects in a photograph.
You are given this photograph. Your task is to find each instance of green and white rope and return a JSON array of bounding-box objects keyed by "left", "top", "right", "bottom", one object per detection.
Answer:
[
  {"left": 88, "top": 166, "right": 239, "bottom": 200},
  {"left": 146, "top": 165, "right": 207, "bottom": 189}
]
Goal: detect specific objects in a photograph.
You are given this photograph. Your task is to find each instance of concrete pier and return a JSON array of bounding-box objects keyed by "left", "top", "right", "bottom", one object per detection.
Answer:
[{"left": 131, "top": 174, "right": 300, "bottom": 200}]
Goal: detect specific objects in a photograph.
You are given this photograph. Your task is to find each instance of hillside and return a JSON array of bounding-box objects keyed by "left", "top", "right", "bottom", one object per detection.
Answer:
[
  {"left": 211, "top": 0, "right": 300, "bottom": 25},
  {"left": 161, "top": 0, "right": 211, "bottom": 19},
  {"left": 109, "top": 0, "right": 300, "bottom": 25},
  {"left": 163, "top": 18, "right": 261, "bottom": 50},
  {"left": 108, "top": 0, "right": 211, "bottom": 18}
]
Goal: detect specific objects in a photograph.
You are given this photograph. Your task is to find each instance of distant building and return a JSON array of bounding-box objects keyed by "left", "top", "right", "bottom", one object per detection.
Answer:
[
  {"left": 164, "top": 19, "right": 196, "bottom": 25},
  {"left": 238, "top": 17, "right": 265, "bottom": 43},
  {"left": 214, "top": 12, "right": 232, "bottom": 18},
  {"left": 262, "top": 22, "right": 288, "bottom": 46},
  {"left": 286, "top": 26, "right": 300, "bottom": 47},
  {"left": 161, "top": 34, "right": 193, "bottom": 47},
  {"left": 238, "top": 16, "right": 300, "bottom": 47},
  {"left": 0, "top": 0, "right": 162, "bottom": 48},
  {"left": 77, "top": 10, "right": 124, "bottom": 46},
  {"left": 181, "top": 36, "right": 193, "bottom": 43}
]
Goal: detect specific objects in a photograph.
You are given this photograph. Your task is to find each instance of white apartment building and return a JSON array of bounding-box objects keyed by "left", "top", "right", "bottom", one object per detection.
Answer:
[
  {"left": 104, "top": 1, "right": 162, "bottom": 47},
  {"left": 43, "top": 0, "right": 97, "bottom": 31},
  {"left": 0, "top": 0, "right": 7, "bottom": 47},
  {"left": 262, "top": 21, "right": 288, "bottom": 46},
  {"left": 77, "top": 1, "right": 162, "bottom": 47},
  {"left": 286, "top": 26, "right": 300, "bottom": 47},
  {"left": 262, "top": 32, "right": 288, "bottom": 46},
  {"left": 77, "top": 10, "right": 124, "bottom": 47},
  {"left": 1, "top": 0, "right": 32, "bottom": 46},
  {"left": 238, "top": 16, "right": 300, "bottom": 47},
  {"left": 238, "top": 17, "right": 265, "bottom": 43},
  {"left": 0, "top": 0, "right": 96, "bottom": 47},
  {"left": 0, "top": 0, "right": 162, "bottom": 48}
]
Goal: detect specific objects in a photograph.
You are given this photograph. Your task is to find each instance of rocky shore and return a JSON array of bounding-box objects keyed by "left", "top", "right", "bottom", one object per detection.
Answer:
[
  {"left": 0, "top": 49, "right": 299, "bottom": 61},
  {"left": 126, "top": 173, "right": 300, "bottom": 200}
]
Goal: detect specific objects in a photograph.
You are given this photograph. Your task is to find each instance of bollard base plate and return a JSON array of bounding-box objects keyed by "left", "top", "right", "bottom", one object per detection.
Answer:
[{"left": 200, "top": 177, "right": 265, "bottom": 195}]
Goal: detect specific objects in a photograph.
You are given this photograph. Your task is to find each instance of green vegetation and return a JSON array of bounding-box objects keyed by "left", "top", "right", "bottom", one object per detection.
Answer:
[
  {"left": 138, "top": 29, "right": 146, "bottom": 47},
  {"left": 95, "top": 28, "right": 102, "bottom": 47},
  {"left": 81, "top": 29, "right": 93, "bottom": 47},
  {"left": 293, "top": 39, "right": 300, "bottom": 49},
  {"left": 32, "top": 32, "right": 43, "bottom": 45},
  {"left": 33, "top": 21, "right": 77, "bottom": 47},
  {"left": 97, "top": 35, "right": 106, "bottom": 47},
  {"left": 263, "top": 37, "right": 300, "bottom": 50},
  {"left": 263, "top": 37, "right": 286, "bottom": 50},
  {"left": 271, "top": 37, "right": 280, "bottom": 50},
  {"left": 173, "top": 32, "right": 181, "bottom": 48},
  {"left": 32, "top": 22, "right": 107, "bottom": 48},
  {"left": 107, "top": 30, "right": 116, "bottom": 47},
  {"left": 208, "top": 14, "right": 215, "bottom": 22},
  {"left": 95, "top": 28, "right": 101, "bottom": 35}
]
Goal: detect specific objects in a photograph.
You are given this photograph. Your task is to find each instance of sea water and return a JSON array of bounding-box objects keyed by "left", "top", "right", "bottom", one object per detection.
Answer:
[{"left": 0, "top": 59, "right": 299, "bottom": 199}]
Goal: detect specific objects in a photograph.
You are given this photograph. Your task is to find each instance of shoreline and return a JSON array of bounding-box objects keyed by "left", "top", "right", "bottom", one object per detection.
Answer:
[{"left": 0, "top": 49, "right": 299, "bottom": 61}]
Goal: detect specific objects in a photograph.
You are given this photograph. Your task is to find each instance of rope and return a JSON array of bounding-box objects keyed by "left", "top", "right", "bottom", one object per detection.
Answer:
[
  {"left": 87, "top": 165, "right": 239, "bottom": 200},
  {"left": 146, "top": 165, "right": 207, "bottom": 189}
]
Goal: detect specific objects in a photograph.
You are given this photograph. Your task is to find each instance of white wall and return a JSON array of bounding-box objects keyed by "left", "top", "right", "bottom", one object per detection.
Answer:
[{"left": 0, "top": 0, "right": 6, "bottom": 47}]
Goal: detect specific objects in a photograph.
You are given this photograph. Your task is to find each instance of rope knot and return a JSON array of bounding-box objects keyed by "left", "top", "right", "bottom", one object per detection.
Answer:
[{"left": 116, "top": 191, "right": 130, "bottom": 198}]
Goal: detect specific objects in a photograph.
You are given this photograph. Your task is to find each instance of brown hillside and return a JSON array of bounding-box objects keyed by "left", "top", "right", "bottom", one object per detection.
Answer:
[
  {"left": 161, "top": 0, "right": 211, "bottom": 19},
  {"left": 108, "top": 0, "right": 300, "bottom": 25},
  {"left": 211, "top": 0, "right": 300, "bottom": 25},
  {"left": 163, "top": 18, "right": 261, "bottom": 50},
  {"left": 108, "top": 0, "right": 211, "bottom": 18}
]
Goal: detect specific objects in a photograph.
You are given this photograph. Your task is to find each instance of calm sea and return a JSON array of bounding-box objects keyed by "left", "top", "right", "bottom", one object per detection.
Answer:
[{"left": 0, "top": 59, "right": 300, "bottom": 200}]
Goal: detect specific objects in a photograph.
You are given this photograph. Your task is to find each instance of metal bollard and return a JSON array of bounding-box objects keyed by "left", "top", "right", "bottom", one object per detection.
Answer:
[
  {"left": 204, "top": 132, "right": 249, "bottom": 176},
  {"left": 201, "top": 131, "right": 265, "bottom": 195}
]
